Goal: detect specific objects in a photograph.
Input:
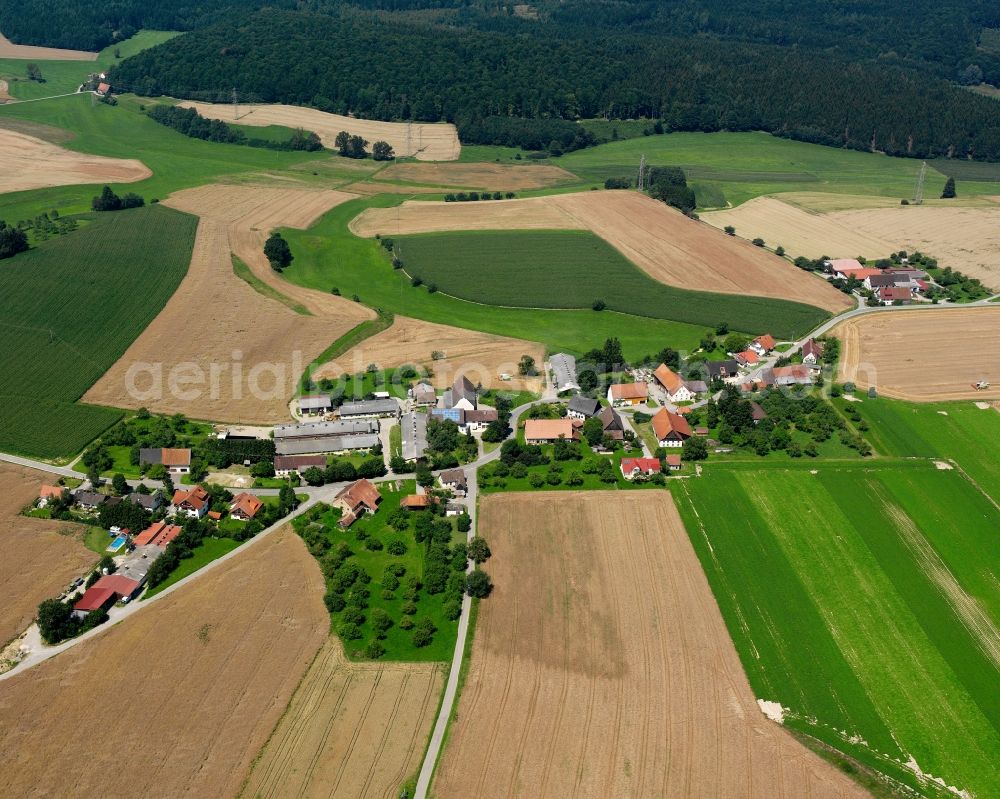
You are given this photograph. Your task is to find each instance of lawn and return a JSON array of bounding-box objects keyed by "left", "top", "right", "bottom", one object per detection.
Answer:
[
  {"left": 142, "top": 536, "right": 241, "bottom": 598},
  {"left": 0, "top": 205, "right": 197, "bottom": 459},
  {"left": 280, "top": 196, "right": 720, "bottom": 360},
  {"left": 673, "top": 461, "right": 1000, "bottom": 798},
  {"left": 394, "top": 230, "right": 828, "bottom": 339},
  {"left": 557, "top": 131, "right": 1000, "bottom": 207},
  {"left": 293, "top": 480, "right": 462, "bottom": 662}
]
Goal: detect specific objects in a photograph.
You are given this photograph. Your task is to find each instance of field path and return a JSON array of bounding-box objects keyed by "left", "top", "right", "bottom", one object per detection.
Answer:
[{"left": 432, "top": 491, "right": 870, "bottom": 798}]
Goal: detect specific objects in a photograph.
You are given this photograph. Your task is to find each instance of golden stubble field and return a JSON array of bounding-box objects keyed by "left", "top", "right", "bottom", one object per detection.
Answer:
[
  {"left": 241, "top": 637, "right": 443, "bottom": 799},
  {"left": 83, "top": 184, "right": 373, "bottom": 422},
  {"left": 314, "top": 316, "right": 545, "bottom": 393},
  {"left": 834, "top": 308, "right": 1000, "bottom": 401},
  {"left": 374, "top": 161, "right": 577, "bottom": 191},
  {"left": 0, "top": 127, "right": 150, "bottom": 193},
  {"left": 0, "top": 31, "right": 96, "bottom": 60},
  {"left": 0, "top": 528, "right": 329, "bottom": 798},
  {"left": 352, "top": 191, "right": 852, "bottom": 313},
  {"left": 433, "top": 492, "right": 869, "bottom": 799},
  {"left": 0, "top": 464, "right": 94, "bottom": 645},
  {"left": 179, "top": 101, "right": 460, "bottom": 161}
]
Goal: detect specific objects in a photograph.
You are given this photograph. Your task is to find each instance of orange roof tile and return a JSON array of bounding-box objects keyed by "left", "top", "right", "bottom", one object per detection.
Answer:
[
  {"left": 523, "top": 418, "right": 578, "bottom": 441},
  {"left": 653, "top": 364, "right": 684, "bottom": 394},
  {"left": 230, "top": 492, "right": 264, "bottom": 519},
  {"left": 651, "top": 408, "right": 693, "bottom": 441},
  {"left": 608, "top": 382, "right": 648, "bottom": 401}
]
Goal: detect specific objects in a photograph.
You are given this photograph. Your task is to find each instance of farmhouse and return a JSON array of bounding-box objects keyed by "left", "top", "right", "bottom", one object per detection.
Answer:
[
  {"left": 411, "top": 382, "right": 437, "bottom": 406},
  {"left": 274, "top": 454, "right": 327, "bottom": 476},
  {"left": 132, "top": 520, "right": 182, "bottom": 549},
  {"left": 767, "top": 365, "right": 814, "bottom": 386},
  {"left": 734, "top": 350, "right": 760, "bottom": 367},
  {"left": 750, "top": 401, "right": 768, "bottom": 424},
  {"left": 749, "top": 335, "right": 777, "bottom": 356},
  {"left": 524, "top": 418, "right": 580, "bottom": 444},
  {"left": 651, "top": 408, "right": 692, "bottom": 447},
  {"left": 598, "top": 405, "right": 625, "bottom": 441},
  {"left": 705, "top": 360, "right": 741, "bottom": 382},
  {"left": 665, "top": 453, "right": 682, "bottom": 471},
  {"left": 298, "top": 394, "right": 334, "bottom": 417},
  {"left": 653, "top": 364, "right": 693, "bottom": 403},
  {"left": 37, "top": 485, "right": 66, "bottom": 507},
  {"left": 620, "top": 457, "right": 661, "bottom": 479},
  {"left": 230, "top": 492, "right": 264, "bottom": 521},
  {"left": 549, "top": 353, "right": 580, "bottom": 394},
  {"left": 338, "top": 398, "right": 400, "bottom": 419},
  {"left": 439, "top": 468, "right": 468, "bottom": 496},
  {"left": 444, "top": 376, "right": 478, "bottom": 410},
  {"left": 430, "top": 407, "right": 498, "bottom": 433},
  {"left": 865, "top": 273, "right": 898, "bottom": 291},
  {"left": 801, "top": 339, "right": 823, "bottom": 365},
  {"left": 171, "top": 486, "right": 211, "bottom": 519},
  {"left": 566, "top": 395, "right": 601, "bottom": 419},
  {"left": 333, "top": 479, "right": 382, "bottom": 527},
  {"left": 140, "top": 448, "right": 192, "bottom": 475},
  {"left": 607, "top": 382, "right": 648, "bottom": 406},
  {"left": 878, "top": 286, "right": 912, "bottom": 305},
  {"left": 127, "top": 492, "right": 163, "bottom": 512}
]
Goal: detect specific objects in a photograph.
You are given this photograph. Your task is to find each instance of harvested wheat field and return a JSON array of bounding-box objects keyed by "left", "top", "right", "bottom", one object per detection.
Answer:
[
  {"left": 0, "top": 527, "right": 328, "bottom": 798},
  {"left": 313, "top": 316, "right": 545, "bottom": 392},
  {"left": 179, "top": 101, "right": 460, "bottom": 161},
  {"left": 0, "top": 464, "right": 94, "bottom": 645},
  {"left": 353, "top": 191, "right": 852, "bottom": 313},
  {"left": 375, "top": 162, "right": 576, "bottom": 191},
  {"left": 0, "top": 30, "right": 97, "bottom": 60},
  {"left": 241, "top": 637, "right": 443, "bottom": 799},
  {"left": 84, "top": 185, "right": 373, "bottom": 422},
  {"left": 434, "top": 492, "right": 869, "bottom": 799},
  {"left": 0, "top": 128, "right": 150, "bottom": 194},
  {"left": 834, "top": 308, "right": 1000, "bottom": 401}
]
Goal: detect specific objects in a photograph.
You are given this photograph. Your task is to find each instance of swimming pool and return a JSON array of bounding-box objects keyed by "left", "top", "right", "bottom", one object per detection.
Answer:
[{"left": 106, "top": 534, "right": 127, "bottom": 553}]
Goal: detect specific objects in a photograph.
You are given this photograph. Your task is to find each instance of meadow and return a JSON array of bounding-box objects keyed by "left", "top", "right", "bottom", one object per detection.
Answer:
[
  {"left": 395, "top": 229, "right": 828, "bottom": 338},
  {"left": 142, "top": 537, "right": 241, "bottom": 598},
  {"left": 0, "top": 205, "right": 197, "bottom": 458},
  {"left": 673, "top": 461, "right": 1000, "bottom": 798}
]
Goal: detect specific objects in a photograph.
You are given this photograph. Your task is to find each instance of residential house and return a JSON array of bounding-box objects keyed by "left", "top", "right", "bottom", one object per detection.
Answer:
[
  {"left": 74, "top": 491, "right": 108, "bottom": 511},
  {"left": 445, "top": 376, "right": 478, "bottom": 411},
  {"left": 653, "top": 364, "right": 693, "bottom": 403},
  {"left": 750, "top": 401, "right": 768, "bottom": 424},
  {"left": 734, "top": 350, "right": 760, "bottom": 367},
  {"left": 598, "top": 406, "right": 625, "bottom": 442},
  {"left": 620, "top": 457, "right": 661, "bottom": 479},
  {"left": 524, "top": 418, "right": 581, "bottom": 444},
  {"left": 38, "top": 485, "right": 66, "bottom": 507},
  {"left": 338, "top": 398, "right": 400, "bottom": 419},
  {"left": 878, "top": 286, "right": 912, "bottom": 305},
  {"left": 651, "top": 408, "right": 692, "bottom": 447},
  {"left": 127, "top": 492, "right": 163, "bottom": 512},
  {"left": 865, "top": 273, "right": 898, "bottom": 291},
  {"left": 274, "top": 454, "right": 327, "bottom": 476},
  {"left": 749, "top": 335, "right": 777, "bottom": 356},
  {"left": 705, "top": 360, "right": 741, "bottom": 382},
  {"left": 429, "top": 407, "right": 497, "bottom": 434},
  {"left": 333, "top": 479, "right": 382, "bottom": 528},
  {"left": 131, "top": 520, "right": 182, "bottom": 549},
  {"left": 411, "top": 382, "right": 437, "bottom": 406},
  {"left": 549, "top": 353, "right": 580, "bottom": 393},
  {"left": 767, "top": 365, "right": 814, "bottom": 387},
  {"left": 607, "top": 382, "right": 648, "bottom": 407},
  {"left": 801, "top": 339, "right": 823, "bottom": 365},
  {"left": 139, "top": 447, "right": 192, "bottom": 475},
  {"left": 298, "top": 394, "right": 334, "bottom": 416},
  {"left": 665, "top": 454, "right": 682, "bottom": 471},
  {"left": 445, "top": 502, "right": 465, "bottom": 517},
  {"left": 566, "top": 395, "right": 601, "bottom": 419},
  {"left": 96, "top": 81, "right": 111, "bottom": 96},
  {"left": 171, "top": 486, "right": 211, "bottom": 519},
  {"left": 230, "top": 492, "right": 264, "bottom": 521},
  {"left": 439, "top": 468, "right": 468, "bottom": 496}
]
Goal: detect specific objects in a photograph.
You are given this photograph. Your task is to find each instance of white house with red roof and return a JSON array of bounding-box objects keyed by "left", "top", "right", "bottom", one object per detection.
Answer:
[
  {"left": 171, "top": 486, "right": 211, "bottom": 519},
  {"left": 620, "top": 457, "right": 662, "bottom": 479}
]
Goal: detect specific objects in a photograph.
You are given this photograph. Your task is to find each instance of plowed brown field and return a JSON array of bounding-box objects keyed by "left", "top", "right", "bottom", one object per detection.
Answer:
[
  {"left": 0, "top": 128, "right": 150, "bottom": 193},
  {"left": 0, "top": 464, "right": 94, "bottom": 645},
  {"left": 834, "top": 308, "right": 1000, "bottom": 401},
  {"left": 352, "top": 191, "right": 851, "bottom": 313},
  {"left": 375, "top": 162, "right": 576, "bottom": 190},
  {"left": 313, "top": 316, "right": 545, "bottom": 393},
  {"left": 0, "top": 31, "right": 97, "bottom": 60},
  {"left": 0, "top": 527, "right": 328, "bottom": 797},
  {"left": 241, "top": 638, "right": 443, "bottom": 799},
  {"left": 433, "top": 492, "right": 870, "bottom": 799},
  {"left": 179, "top": 101, "right": 460, "bottom": 161},
  {"left": 84, "top": 185, "right": 373, "bottom": 422}
]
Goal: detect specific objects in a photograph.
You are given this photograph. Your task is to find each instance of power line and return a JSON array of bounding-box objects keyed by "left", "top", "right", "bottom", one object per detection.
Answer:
[
  {"left": 912, "top": 160, "right": 927, "bottom": 205},
  {"left": 637, "top": 154, "right": 647, "bottom": 192}
]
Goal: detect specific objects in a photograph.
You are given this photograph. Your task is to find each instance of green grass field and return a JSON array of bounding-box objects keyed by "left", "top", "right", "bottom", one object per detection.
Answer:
[
  {"left": 0, "top": 205, "right": 197, "bottom": 458},
  {"left": 395, "top": 229, "right": 828, "bottom": 339},
  {"left": 673, "top": 461, "right": 1000, "bottom": 798},
  {"left": 142, "top": 536, "right": 241, "bottom": 598}
]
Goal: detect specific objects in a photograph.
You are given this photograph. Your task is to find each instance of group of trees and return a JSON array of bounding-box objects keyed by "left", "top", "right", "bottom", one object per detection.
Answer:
[
  {"left": 443, "top": 191, "right": 515, "bottom": 202},
  {"left": 147, "top": 104, "right": 323, "bottom": 150},
  {"left": 36, "top": 597, "right": 107, "bottom": 644},
  {"left": 299, "top": 455, "right": 387, "bottom": 486},
  {"left": 333, "top": 131, "right": 394, "bottom": 160},
  {"left": 264, "top": 231, "right": 293, "bottom": 271},
  {"left": 92, "top": 186, "right": 144, "bottom": 212},
  {"left": 646, "top": 167, "right": 696, "bottom": 215},
  {"left": 0, "top": 220, "right": 29, "bottom": 260}
]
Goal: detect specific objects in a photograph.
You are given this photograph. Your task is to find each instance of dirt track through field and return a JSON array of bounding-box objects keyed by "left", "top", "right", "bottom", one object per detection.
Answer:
[
  {"left": 0, "top": 464, "right": 94, "bottom": 646},
  {"left": 0, "top": 527, "right": 328, "bottom": 797},
  {"left": 375, "top": 162, "right": 576, "bottom": 191},
  {"left": 0, "top": 80, "right": 12, "bottom": 102},
  {"left": 705, "top": 196, "right": 1000, "bottom": 287},
  {"left": 84, "top": 185, "right": 373, "bottom": 422},
  {"left": 834, "top": 308, "right": 1000, "bottom": 401},
  {"left": 241, "top": 638, "right": 443, "bottom": 799},
  {"left": 0, "top": 31, "right": 97, "bottom": 60},
  {"left": 180, "top": 101, "right": 460, "bottom": 161},
  {"left": 313, "top": 316, "right": 545, "bottom": 393},
  {"left": 352, "top": 191, "right": 852, "bottom": 313},
  {"left": 0, "top": 128, "right": 150, "bottom": 193},
  {"left": 433, "top": 491, "right": 870, "bottom": 799}
]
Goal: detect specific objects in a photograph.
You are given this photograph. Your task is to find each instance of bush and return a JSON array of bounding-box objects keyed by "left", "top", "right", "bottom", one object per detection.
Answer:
[
  {"left": 338, "top": 622, "right": 363, "bottom": 640},
  {"left": 465, "top": 569, "right": 493, "bottom": 598},
  {"left": 365, "top": 640, "right": 386, "bottom": 658},
  {"left": 387, "top": 539, "right": 407, "bottom": 555},
  {"left": 443, "top": 598, "right": 463, "bottom": 620}
]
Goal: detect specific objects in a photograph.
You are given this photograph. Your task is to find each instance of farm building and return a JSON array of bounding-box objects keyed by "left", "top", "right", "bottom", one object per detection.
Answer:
[
  {"left": 273, "top": 419, "right": 379, "bottom": 456},
  {"left": 653, "top": 364, "right": 693, "bottom": 403},
  {"left": 620, "top": 457, "right": 661, "bottom": 479},
  {"left": 766, "top": 365, "right": 814, "bottom": 387},
  {"left": 400, "top": 411, "right": 429, "bottom": 460},
  {"left": 132, "top": 521, "right": 182, "bottom": 550},
  {"left": 878, "top": 286, "right": 912, "bottom": 305},
  {"left": 230, "top": 492, "right": 264, "bottom": 521},
  {"left": 865, "top": 273, "right": 898, "bottom": 291},
  {"left": 171, "top": 486, "right": 211, "bottom": 519},
  {"left": 116, "top": 545, "right": 161, "bottom": 584},
  {"left": 443, "top": 375, "right": 479, "bottom": 410},
  {"left": 705, "top": 360, "right": 741, "bottom": 382},
  {"left": 338, "top": 398, "right": 400, "bottom": 419},
  {"left": 411, "top": 382, "right": 437, "bottom": 406},
  {"left": 599, "top": 406, "right": 625, "bottom": 442},
  {"left": 665, "top": 454, "right": 682, "bottom": 471},
  {"left": 607, "top": 382, "right": 648, "bottom": 406},
  {"left": 566, "top": 395, "right": 601, "bottom": 419},
  {"left": 824, "top": 258, "right": 865, "bottom": 278},
  {"left": 139, "top": 447, "right": 192, "bottom": 474},
  {"left": 524, "top": 418, "right": 581, "bottom": 444},
  {"left": 430, "top": 407, "right": 498, "bottom": 433},
  {"left": 651, "top": 408, "right": 692, "bottom": 447},
  {"left": 274, "top": 454, "right": 327, "bottom": 476},
  {"left": 749, "top": 335, "right": 777, "bottom": 356},
  {"left": 750, "top": 402, "right": 768, "bottom": 424},
  {"left": 549, "top": 353, "right": 580, "bottom": 394},
  {"left": 735, "top": 350, "right": 760, "bottom": 367},
  {"left": 72, "top": 585, "right": 117, "bottom": 619},
  {"left": 333, "top": 479, "right": 382, "bottom": 528},
  {"left": 400, "top": 494, "right": 435, "bottom": 510},
  {"left": 298, "top": 394, "right": 334, "bottom": 416},
  {"left": 801, "top": 339, "right": 823, "bottom": 365},
  {"left": 439, "top": 468, "right": 467, "bottom": 496},
  {"left": 37, "top": 485, "right": 66, "bottom": 507}
]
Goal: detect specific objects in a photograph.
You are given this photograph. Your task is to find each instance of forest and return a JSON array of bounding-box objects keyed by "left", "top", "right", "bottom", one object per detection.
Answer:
[{"left": 108, "top": 8, "right": 1000, "bottom": 160}]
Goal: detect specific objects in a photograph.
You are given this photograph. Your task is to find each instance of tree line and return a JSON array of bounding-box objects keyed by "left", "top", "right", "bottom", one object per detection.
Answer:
[{"left": 147, "top": 104, "right": 323, "bottom": 151}]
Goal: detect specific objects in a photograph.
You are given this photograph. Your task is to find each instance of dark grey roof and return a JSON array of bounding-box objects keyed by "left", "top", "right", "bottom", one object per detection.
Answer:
[
  {"left": 550, "top": 353, "right": 579, "bottom": 392},
  {"left": 138, "top": 448, "right": 162, "bottom": 466},
  {"left": 567, "top": 395, "right": 601, "bottom": 417},
  {"left": 867, "top": 274, "right": 899, "bottom": 288},
  {"left": 440, "top": 468, "right": 467, "bottom": 487},
  {"left": 274, "top": 419, "right": 377, "bottom": 439},
  {"left": 706, "top": 360, "right": 740, "bottom": 379},
  {"left": 598, "top": 405, "right": 623, "bottom": 431},
  {"left": 338, "top": 398, "right": 400, "bottom": 417},
  {"left": 128, "top": 492, "right": 162, "bottom": 510},
  {"left": 685, "top": 380, "right": 709, "bottom": 394},
  {"left": 452, "top": 375, "right": 478, "bottom": 408},
  {"left": 75, "top": 491, "right": 108, "bottom": 507},
  {"left": 275, "top": 433, "right": 380, "bottom": 456},
  {"left": 298, "top": 394, "right": 333, "bottom": 411}
]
